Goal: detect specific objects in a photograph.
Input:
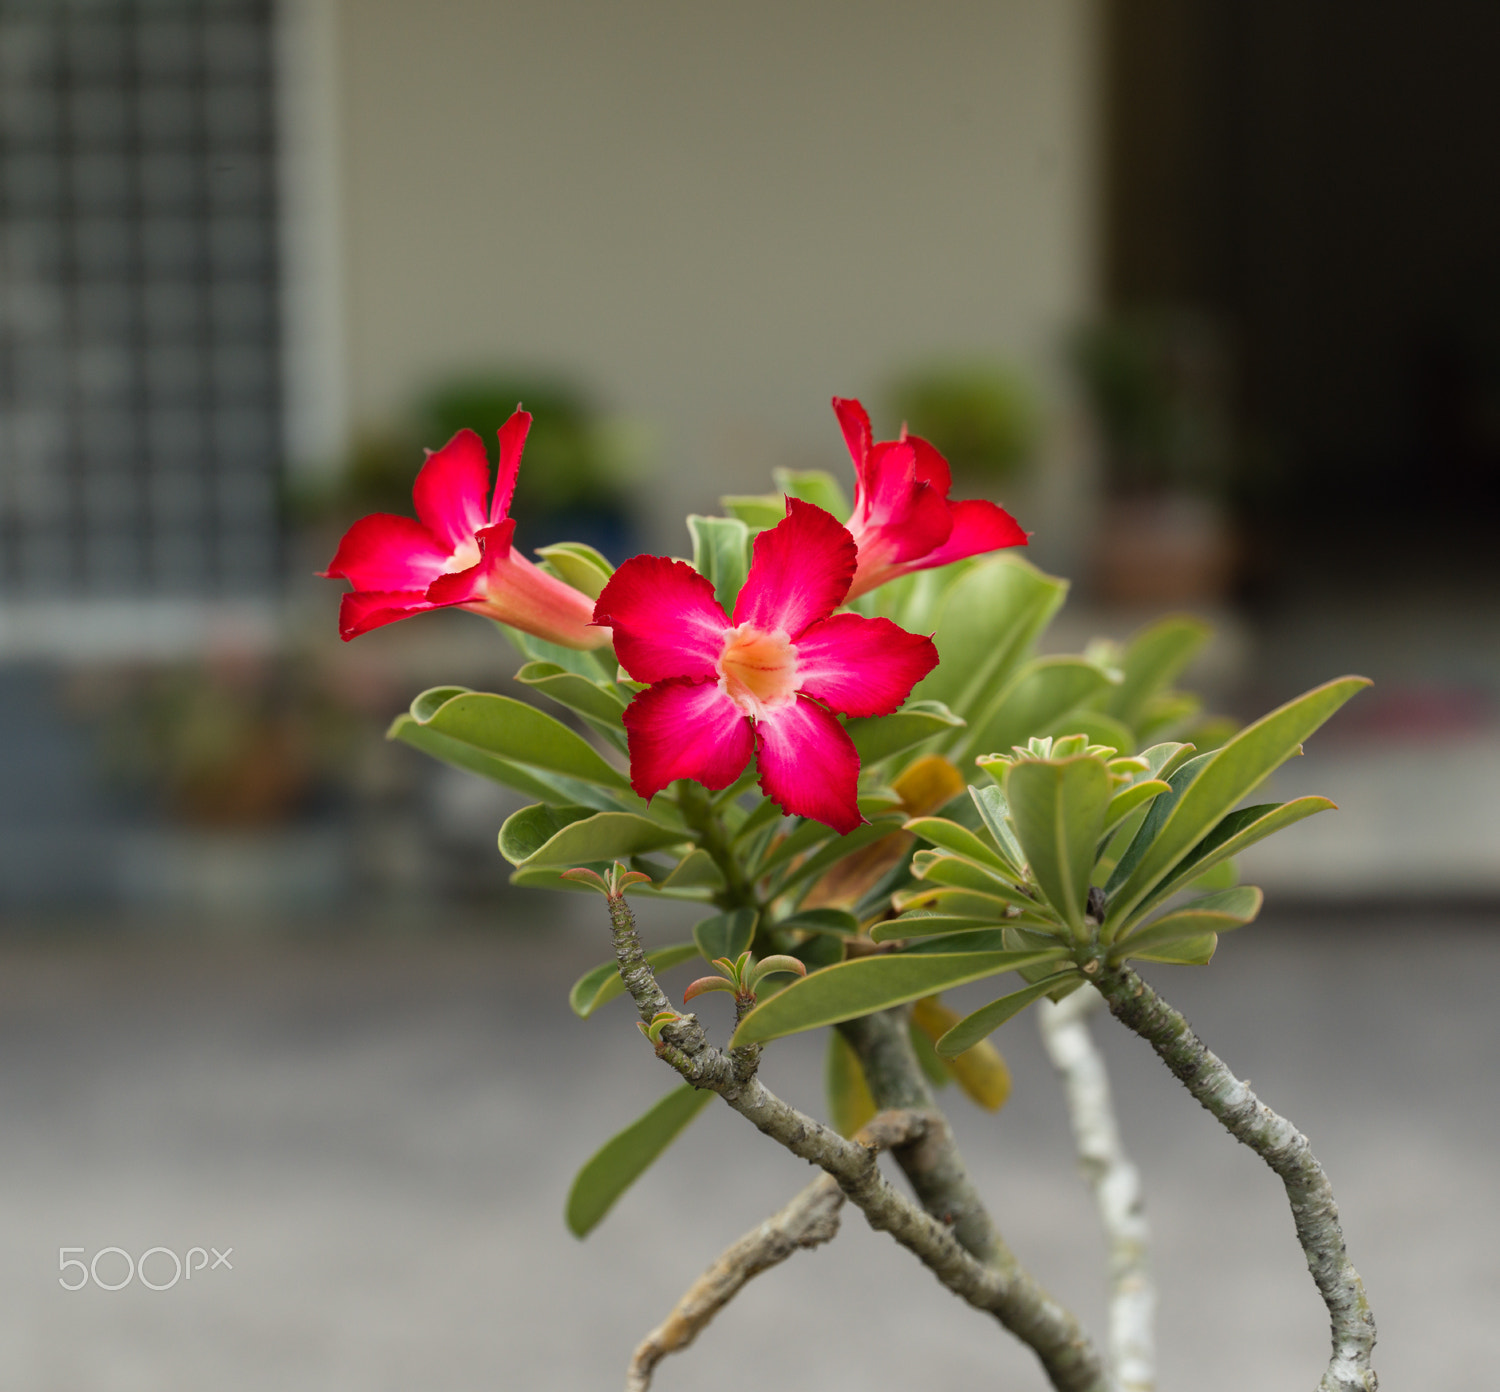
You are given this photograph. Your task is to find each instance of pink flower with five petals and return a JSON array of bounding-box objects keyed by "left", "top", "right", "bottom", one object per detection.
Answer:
[
  {"left": 833, "top": 396, "right": 1029, "bottom": 599},
  {"left": 323, "top": 411, "right": 608, "bottom": 648},
  {"left": 593, "top": 498, "right": 939, "bottom": 834}
]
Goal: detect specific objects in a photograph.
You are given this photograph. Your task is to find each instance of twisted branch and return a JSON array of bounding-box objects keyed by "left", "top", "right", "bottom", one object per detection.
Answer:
[
  {"left": 603, "top": 889, "right": 1111, "bottom": 1392},
  {"left": 1038, "top": 986, "right": 1155, "bottom": 1392},
  {"left": 1095, "top": 964, "right": 1377, "bottom": 1392}
]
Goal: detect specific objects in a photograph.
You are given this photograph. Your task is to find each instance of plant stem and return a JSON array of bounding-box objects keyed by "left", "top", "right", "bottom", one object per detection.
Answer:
[
  {"left": 675, "top": 782, "right": 756, "bottom": 909},
  {"left": 1038, "top": 986, "right": 1155, "bottom": 1392},
  {"left": 604, "top": 891, "right": 1110, "bottom": 1392},
  {"left": 1095, "top": 964, "right": 1377, "bottom": 1392}
]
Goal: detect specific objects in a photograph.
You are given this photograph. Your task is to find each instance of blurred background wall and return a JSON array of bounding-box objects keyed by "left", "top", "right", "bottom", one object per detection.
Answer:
[{"left": 0, "top": 0, "right": 1496, "bottom": 914}]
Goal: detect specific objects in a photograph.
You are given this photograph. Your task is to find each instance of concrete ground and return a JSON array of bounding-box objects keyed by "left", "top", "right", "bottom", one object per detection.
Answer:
[{"left": 0, "top": 899, "right": 1493, "bottom": 1391}]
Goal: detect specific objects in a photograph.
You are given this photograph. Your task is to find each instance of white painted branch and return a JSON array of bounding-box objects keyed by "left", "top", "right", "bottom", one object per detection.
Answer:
[{"left": 1039, "top": 986, "right": 1156, "bottom": 1392}]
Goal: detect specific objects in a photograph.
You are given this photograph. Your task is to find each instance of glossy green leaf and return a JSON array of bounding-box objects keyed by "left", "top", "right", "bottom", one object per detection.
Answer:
[
  {"left": 772, "top": 466, "right": 850, "bottom": 520},
  {"left": 774, "top": 908, "right": 860, "bottom": 936},
  {"left": 912, "top": 555, "right": 1069, "bottom": 722},
  {"left": 565, "top": 1084, "right": 715, "bottom": 1237},
  {"left": 720, "top": 493, "right": 787, "bottom": 531},
  {"left": 902, "top": 929, "right": 1064, "bottom": 956},
  {"left": 1126, "top": 932, "right": 1218, "bottom": 965},
  {"left": 967, "top": 785, "right": 1027, "bottom": 876},
  {"left": 405, "top": 688, "right": 631, "bottom": 790},
  {"left": 1093, "top": 616, "right": 1211, "bottom": 727},
  {"left": 499, "top": 803, "right": 596, "bottom": 865},
  {"left": 960, "top": 656, "right": 1116, "bottom": 764},
  {"left": 693, "top": 909, "right": 758, "bottom": 961},
  {"left": 1102, "top": 778, "right": 1172, "bottom": 836},
  {"left": 846, "top": 700, "right": 965, "bottom": 766},
  {"left": 534, "top": 541, "right": 614, "bottom": 599},
  {"left": 1114, "top": 886, "right": 1262, "bottom": 964},
  {"left": 1105, "top": 677, "right": 1369, "bottom": 931},
  {"left": 1178, "top": 857, "right": 1240, "bottom": 893},
  {"left": 910, "top": 850, "right": 1028, "bottom": 898},
  {"left": 569, "top": 941, "right": 701, "bottom": 1017},
  {"left": 1139, "top": 741, "right": 1196, "bottom": 780},
  {"left": 730, "top": 948, "right": 1066, "bottom": 1046},
  {"left": 1004, "top": 756, "right": 1113, "bottom": 934},
  {"left": 504, "top": 809, "right": 689, "bottom": 869},
  {"left": 903, "top": 817, "right": 1014, "bottom": 876},
  {"left": 657, "top": 848, "right": 727, "bottom": 891},
  {"left": 891, "top": 886, "right": 1019, "bottom": 919},
  {"left": 687, "top": 514, "right": 752, "bottom": 613},
  {"left": 389, "top": 715, "right": 603, "bottom": 806},
  {"left": 1136, "top": 797, "right": 1334, "bottom": 915},
  {"left": 825, "top": 1030, "right": 878, "bottom": 1137},
  {"left": 935, "top": 972, "right": 1082, "bottom": 1056},
  {"left": 869, "top": 914, "right": 1002, "bottom": 943},
  {"left": 515, "top": 661, "right": 626, "bottom": 727}
]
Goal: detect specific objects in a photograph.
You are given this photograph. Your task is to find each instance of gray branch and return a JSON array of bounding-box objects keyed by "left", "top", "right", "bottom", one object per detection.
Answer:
[
  {"left": 602, "top": 889, "right": 1111, "bottom": 1392},
  {"left": 1038, "top": 986, "right": 1156, "bottom": 1392},
  {"left": 625, "top": 1173, "right": 845, "bottom": 1392},
  {"left": 1095, "top": 964, "right": 1377, "bottom": 1392}
]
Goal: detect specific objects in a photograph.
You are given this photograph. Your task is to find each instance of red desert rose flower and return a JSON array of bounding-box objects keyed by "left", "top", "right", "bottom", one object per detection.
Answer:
[
  {"left": 593, "top": 498, "right": 938, "bottom": 834},
  {"left": 832, "top": 396, "right": 1028, "bottom": 599},
  {"left": 323, "top": 410, "right": 608, "bottom": 648}
]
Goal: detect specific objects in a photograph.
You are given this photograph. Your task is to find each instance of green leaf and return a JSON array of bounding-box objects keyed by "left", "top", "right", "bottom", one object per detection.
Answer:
[
  {"left": 903, "top": 817, "right": 1015, "bottom": 877},
  {"left": 657, "top": 848, "right": 727, "bottom": 891},
  {"left": 959, "top": 656, "right": 1116, "bottom": 764},
  {"left": 913, "top": 555, "right": 1068, "bottom": 725},
  {"left": 534, "top": 541, "right": 614, "bottom": 600},
  {"left": 1041, "top": 708, "right": 1137, "bottom": 755},
  {"left": 1105, "top": 678, "right": 1369, "bottom": 931},
  {"left": 774, "top": 907, "right": 860, "bottom": 936},
  {"left": 687, "top": 514, "right": 752, "bottom": 613},
  {"left": 1004, "top": 756, "right": 1113, "bottom": 934},
  {"left": 515, "top": 661, "right": 626, "bottom": 727},
  {"left": 1101, "top": 779, "right": 1172, "bottom": 836},
  {"left": 934, "top": 973, "right": 1082, "bottom": 1056},
  {"left": 902, "top": 929, "right": 1064, "bottom": 956},
  {"left": 1136, "top": 797, "right": 1333, "bottom": 914},
  {"left": 569, "top": 942, "right": 701, "bottom": 1017},
  {"left": 771, "top": 817, "right": 905, "bottom": 894},
  {"left": 869, "top": 914, "right": 1003, "bottom": 943},
  {"left": 1114, "top": 886, "right": 1262, "bottom": 964},
  {"left": 565, "top": 1084, "right": 715, "bottom": 1237},
  {"left": 892, "top": 886, "right": 1020, "bottom": 919},
  {"left": 693, "top": 908, "right": 758, "bottom": 961},
  {"left": 1126, "top": 932, "right": 1218, "bottom": 965},
  {"left": 504, "top": 809, "right": 690, "bottom": 869},
  {"left": 846, "top": 700, "right": 965, "bottom": 766},
  {"left": 500, "top": 626, "right": 615, "bottom": 680},
  {"left": 1094, "top": 616, "right": 1212, "bottom": 728},
  {"left": 911, "top": 850, "right": 1027, "bottom": 897},
  {"left": 389, "top": 715, "right": 599, "bottom": 806},
  {"left": 729, "top": 949, "right": 1067, "bottom": 1046},
  {"left": 405, "top": 688, "right": 632, "bottom": 790},
  {"left": 825, "top": 1031, "right": 878, "bottom": 1137},
  {"left": 967, "top": 786, "right": 1027, "bottom": 876},
  {"left": 772, "top": 466, "right": 850, "bottom": 520},
  {"left": 1139, "top": 741, "right": 1197, "bottom": 780},
  {"left": 499, "top": 804, "right": 596, "bottom": 865},
  {"left": 720, "top": 493, "right": 787, "bottom": 531}
]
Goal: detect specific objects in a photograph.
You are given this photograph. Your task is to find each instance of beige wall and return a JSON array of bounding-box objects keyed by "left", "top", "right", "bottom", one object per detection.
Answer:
[{"left": 331, "top": 0, "right": 1101, "bottom": 550}]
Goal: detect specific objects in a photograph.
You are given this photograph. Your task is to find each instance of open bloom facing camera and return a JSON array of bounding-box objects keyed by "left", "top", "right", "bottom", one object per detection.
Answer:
[
  {"left": 833, "top": 396, "right": 1028, "bottom": 599},
  {"left": 593, "top": 498, "right": 938, "bottom": 833},
  {"left": 323, "top": 410, "right": 608, "bottom": 648}
]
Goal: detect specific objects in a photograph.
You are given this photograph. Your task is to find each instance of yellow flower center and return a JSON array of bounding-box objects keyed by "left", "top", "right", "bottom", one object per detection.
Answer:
[{"left": 717, "top": 623, "right": 798, "bottom": 718}]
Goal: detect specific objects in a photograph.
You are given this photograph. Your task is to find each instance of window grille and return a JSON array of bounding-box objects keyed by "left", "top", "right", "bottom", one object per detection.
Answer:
[{"left": 0, "top": 0, "right": 281, "bottom": 606}]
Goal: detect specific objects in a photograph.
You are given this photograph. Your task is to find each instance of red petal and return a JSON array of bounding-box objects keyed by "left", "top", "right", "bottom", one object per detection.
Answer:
[
  {"left": 832, "top": 396, "right": 872, "bottom": 477},
  {"left": 904, "top": 433, "right": 953, "bottom": 499},
  {"left": 593, "top": 555, "right": 729, "bottom": 683},
  {"left": 323, "top": 513, "right": 453, "bottom": 590},
  {"left": 914, "top": 498, "right": 1028, "bottom": 569},
  {"left": 490, "top": 409, "right": 531, "bottom": 524},
  {"left": 412, "top": 429, "right": 490, "bottom": 551},
  {"left": 623, "top": 679, "right": 755, "bottom": 800},
  {"left": 425, "top": 519, "right": 517, "bottom": 606},
  {"left": 754, "top": 695, "right": 862, "bottom": 834},
  {"left": 337, "top": 589, "right": 438, "bottom": 640},
  {"left": 731, "top": 498, "right": 855, "bottom": 638},
  {"left": 793, "top": 612, "right": 939, "bottom": 717}
]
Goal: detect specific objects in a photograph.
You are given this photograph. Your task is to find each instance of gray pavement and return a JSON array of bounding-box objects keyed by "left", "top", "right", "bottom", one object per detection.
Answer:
[{"left": 0, "top": 900, "right": 1494, "bottom": 1390}]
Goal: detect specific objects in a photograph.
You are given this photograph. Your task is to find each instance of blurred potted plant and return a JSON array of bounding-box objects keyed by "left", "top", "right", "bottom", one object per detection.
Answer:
[
  {"left": 885, "top": 359, "right": 1039, "bottom": 494},
  {"left": 1071, "top": 311, "right": 1238, "bottom": 603}
]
